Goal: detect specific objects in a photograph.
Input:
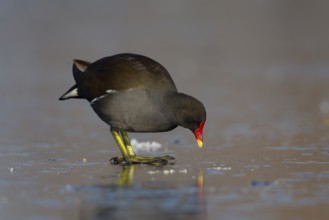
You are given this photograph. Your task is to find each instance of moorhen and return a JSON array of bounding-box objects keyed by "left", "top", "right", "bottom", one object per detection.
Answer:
[{"left": 59, "top": 53, "right": 206, "bottom": 165}]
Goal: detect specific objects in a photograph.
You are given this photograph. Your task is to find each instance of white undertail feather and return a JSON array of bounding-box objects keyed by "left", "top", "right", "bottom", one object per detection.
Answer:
[{"left": 61, "top": 87, "right": 79, "bottom": 99}]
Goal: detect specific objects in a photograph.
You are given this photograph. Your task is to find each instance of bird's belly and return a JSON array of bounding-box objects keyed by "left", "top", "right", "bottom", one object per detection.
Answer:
[{"left": 90, "top": 92, "right": 176, "bottom": 132}]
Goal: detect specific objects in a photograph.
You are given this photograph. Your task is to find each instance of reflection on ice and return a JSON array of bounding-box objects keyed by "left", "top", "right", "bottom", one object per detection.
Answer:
[{"left": 71, "top": 167, "right": 206, "bottom": 220}]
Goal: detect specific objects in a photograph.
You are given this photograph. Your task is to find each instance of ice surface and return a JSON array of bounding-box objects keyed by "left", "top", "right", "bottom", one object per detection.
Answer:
[{"left": 130, "top": 138, "right": 162, "bottom": 153}]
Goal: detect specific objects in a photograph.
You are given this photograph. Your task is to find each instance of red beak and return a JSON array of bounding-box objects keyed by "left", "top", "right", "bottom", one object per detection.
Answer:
[{"left": 194, "top": 121, "right": 205, "bottom": 148}]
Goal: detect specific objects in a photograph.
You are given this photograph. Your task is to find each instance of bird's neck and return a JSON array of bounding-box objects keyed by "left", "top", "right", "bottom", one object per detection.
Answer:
[{"left": 164, "top": 92, "right": 199, "bottom": 126}]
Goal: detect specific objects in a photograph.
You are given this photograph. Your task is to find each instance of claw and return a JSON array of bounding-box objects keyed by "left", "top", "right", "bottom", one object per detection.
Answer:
[{"left": 110, "top": 156, "right": 123, "bottom": 165}]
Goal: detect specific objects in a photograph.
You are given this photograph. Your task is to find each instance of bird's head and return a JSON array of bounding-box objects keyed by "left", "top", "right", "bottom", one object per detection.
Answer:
[{"left": 175, "top": 94, "right": 206, "bottom": 148}]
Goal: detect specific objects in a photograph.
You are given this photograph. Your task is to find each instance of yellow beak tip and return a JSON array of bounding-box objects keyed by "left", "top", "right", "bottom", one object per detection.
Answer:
[{"left": 197, "top": 139, "right": 203, "bottom": 148}]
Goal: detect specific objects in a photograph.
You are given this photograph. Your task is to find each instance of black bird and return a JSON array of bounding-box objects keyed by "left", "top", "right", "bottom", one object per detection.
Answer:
[{"left": 59, "top": 53, "right": 206, "bottom": 165}]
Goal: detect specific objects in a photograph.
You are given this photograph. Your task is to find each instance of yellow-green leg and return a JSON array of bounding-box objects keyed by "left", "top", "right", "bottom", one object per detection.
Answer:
[
  {"left": 121, "top": 131, "right": 136, "bottom": 157},
  {"left": 110, "top": 128, "right": 131, "bottom": 165}
]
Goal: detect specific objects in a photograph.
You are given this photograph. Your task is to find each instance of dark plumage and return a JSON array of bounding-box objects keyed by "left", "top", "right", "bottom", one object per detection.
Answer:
[{"left": 59, "top": 53, "right": 206, "bottom": 165}]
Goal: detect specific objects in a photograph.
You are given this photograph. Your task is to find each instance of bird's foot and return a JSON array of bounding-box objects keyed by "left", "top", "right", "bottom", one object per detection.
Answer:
[{"left": 110, "top": 155, "right": 176, "bottom": 166}]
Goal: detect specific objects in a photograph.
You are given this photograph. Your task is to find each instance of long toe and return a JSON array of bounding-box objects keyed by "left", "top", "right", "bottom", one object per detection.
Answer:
[
  {"left": 130, "top": 155, "right": 176, "bottom": 166},
  {"left": 149, "top": 156, "right": 176, "bottom": 166},
  {"left": 111, "top": 155, "right": 176, "bottom": 166}
]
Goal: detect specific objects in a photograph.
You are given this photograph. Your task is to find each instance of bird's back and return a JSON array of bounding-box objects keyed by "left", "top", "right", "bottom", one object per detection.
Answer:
[{"left": 74, "top": 53, "right": 178, "bottom": 101}]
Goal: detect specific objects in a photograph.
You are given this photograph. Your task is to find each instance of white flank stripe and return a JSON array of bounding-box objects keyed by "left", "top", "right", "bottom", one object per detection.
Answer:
[
  {"left": 90, "top": 88, "right": 134, "bottom": 105},
  {"left": 90, "top": 89, "right": 118, "bottom": 105},
  {"left": 90, "top": 94, "right": 108, "bottom": 105},
  {"left": 106, "top": 89, "right": 117, "bottom": 94}
]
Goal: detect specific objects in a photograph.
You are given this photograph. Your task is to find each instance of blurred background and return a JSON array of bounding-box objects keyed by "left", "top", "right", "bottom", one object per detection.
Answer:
[
  {"left": 1, "top": 1, "right": 329, "bottom": 219},
  {"left": 1, "top": 0, "right": 329, "bottom": 145}
]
